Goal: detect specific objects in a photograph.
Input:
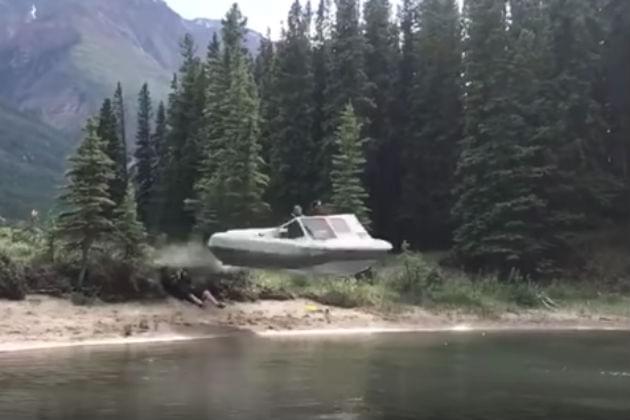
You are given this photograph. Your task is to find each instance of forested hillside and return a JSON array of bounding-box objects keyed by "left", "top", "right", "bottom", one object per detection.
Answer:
[
  {"left": 58, "top": 0, "right": 630, "bottom": 277},
  {"left": 0, "top": 102, "right": 67, "bottom": 219}
]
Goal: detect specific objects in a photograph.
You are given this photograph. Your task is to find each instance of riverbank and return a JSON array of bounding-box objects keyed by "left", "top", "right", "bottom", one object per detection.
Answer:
[{"left": 2, "top": 294, "right": 629, "bottom": 353}]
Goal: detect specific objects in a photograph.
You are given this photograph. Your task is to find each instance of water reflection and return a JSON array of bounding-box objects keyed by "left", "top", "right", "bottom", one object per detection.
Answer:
[{"left": 1, "top": 332, "right": 630, "bottom": 419}]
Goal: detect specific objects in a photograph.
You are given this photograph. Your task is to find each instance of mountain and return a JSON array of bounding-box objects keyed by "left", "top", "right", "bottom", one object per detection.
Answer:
[
  {"left": 0, "top": 0, "right": 262, "bottom": 133},
  {"left": 0, "top": 102, "right": 67, "bottom": 220},
  {"left": 0, "top": 0, "right": 262, "bottom": 220}
]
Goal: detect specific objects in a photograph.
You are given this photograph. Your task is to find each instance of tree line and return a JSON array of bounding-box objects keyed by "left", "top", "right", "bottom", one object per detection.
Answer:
[{"left": 58, "top": 0, "right": 630, "bottom": 278}]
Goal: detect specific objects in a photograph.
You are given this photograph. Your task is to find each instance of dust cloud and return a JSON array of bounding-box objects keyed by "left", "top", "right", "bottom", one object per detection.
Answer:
[{"left": 152, "top": 242, "right": 224, "bottom": 272}]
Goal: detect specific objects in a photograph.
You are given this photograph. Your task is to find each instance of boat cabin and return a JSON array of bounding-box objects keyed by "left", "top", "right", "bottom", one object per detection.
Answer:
[{"left": 275, "top": 215, "right": 370, "bottom": 241}]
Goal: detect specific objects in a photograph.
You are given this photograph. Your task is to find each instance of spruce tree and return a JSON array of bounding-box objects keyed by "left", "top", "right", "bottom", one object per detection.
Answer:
[
  {"left": 149, "top": 101, "right": 167, "bottom": 229},
  {"left": 133, "top": 83, "right": 154, "bottom": 228},
  {"left": 114, "top": 185, "right": 147, "bottom": 260},
  {"left": 363, "top": 0, "right": 401, "bottom": 242},
  {"left": 605, "top": 0, "right": 630, "bottom": 181},
  {"left": 329, "top": 0, "right": 371, "bottom": 116},
  {"left": 113, "top": 82, "right": 129, "bottom": 185},
  {"left": 453, "top": 0, "right": 573, "bottom": 276},
  {"left": 268, "top": 0, "right": 317, "bottom": 215},
  {"left": 331, "top": 103, "right": 370, "bottom": 227},
  {"left": 153, "top": 101, "right": 167, "bottom": 162},
  {"left": 545, "top": 0, "right": 622, "bottom": 224},
  {"left": 196, "top": 4, "right": 269, "bottom": 235},
  {"left": 452, "top": 0, "right": 520, "bottom": 274},
  {"left": 97, "top": 99, "right": 127, "bottom": 208},
  {"left": 312, "top": 0, "right": 334, "bottom": 197},
  {"left": 255, "top": 29, "right": 276, "bottom": 166},
  {"left": 393, "top": 0, "right": 417, "bottom": 192},
  {"left": 320, "top": 0, "right": 371, "bottom": 198},
  {"left": 58, "top": 119, "right": 115, "bottom": 288},
  {"left": 195, "top": 34, "right": 226, "bottom": 235},
  {"left": 401, "top": 0, "right": 462, "bottom": 249},
  {"left": 160, "top": 34, "right": 205, "bottom": 238}
]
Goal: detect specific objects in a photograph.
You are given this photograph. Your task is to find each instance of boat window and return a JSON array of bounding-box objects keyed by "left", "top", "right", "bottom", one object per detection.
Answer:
[
  {"left": 329, "top": 218, "right": 352, "bottom": 235},
  {"left": 302, "top": 218, "right": 337, "bottom": 240}
]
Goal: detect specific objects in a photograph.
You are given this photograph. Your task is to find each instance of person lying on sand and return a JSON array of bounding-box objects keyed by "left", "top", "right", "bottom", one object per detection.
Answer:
[{"left": 161, "top": 268, "right": 225, "bottom": 309}]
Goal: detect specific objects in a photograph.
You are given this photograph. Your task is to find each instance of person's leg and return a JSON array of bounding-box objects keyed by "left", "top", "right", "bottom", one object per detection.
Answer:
[
  {"left": 201, "top": 290, "right": 225, "bottom": 308},
  {"left": 186, "top": 293, "right": 205, "bottom": 308}
]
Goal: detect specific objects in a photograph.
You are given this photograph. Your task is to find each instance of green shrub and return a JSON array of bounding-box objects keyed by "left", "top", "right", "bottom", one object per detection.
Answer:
[
  {"left": 507, "top": 281, "right": 541, "bottom": 308},
  {"left": 0, "top": 251, "right": 26, "bottom": 300},
  {"left": 382, "top": 252, "right": 444, "bottom": 302}
]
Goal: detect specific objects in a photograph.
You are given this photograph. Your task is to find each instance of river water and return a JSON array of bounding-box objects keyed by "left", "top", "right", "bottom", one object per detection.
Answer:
[{"left": 1, "top": 331, "right": 629, "bottom": 419}]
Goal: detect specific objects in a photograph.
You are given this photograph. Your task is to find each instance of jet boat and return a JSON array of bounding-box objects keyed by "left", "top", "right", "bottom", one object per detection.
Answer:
[{"left": 208, "top": 214, "right": 393, "bottom": 276}]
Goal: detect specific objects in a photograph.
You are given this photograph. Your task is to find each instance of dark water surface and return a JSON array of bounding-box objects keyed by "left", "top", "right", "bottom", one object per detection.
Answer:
[{"left": 1, "top": 331, "right": 630, "bottom": 419}]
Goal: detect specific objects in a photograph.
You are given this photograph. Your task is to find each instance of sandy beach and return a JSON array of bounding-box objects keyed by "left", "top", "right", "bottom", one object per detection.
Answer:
[{"left": 1, "top": 295, "right": 629, "bottom": 353}]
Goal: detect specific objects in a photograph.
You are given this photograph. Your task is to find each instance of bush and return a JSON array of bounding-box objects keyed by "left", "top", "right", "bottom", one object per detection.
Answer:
[
  {"left": 0, "top": 251, "right": 26, "bottom": 300},
  {"left": 85, "top": 256, "right": 164, "bottom": 302},
  {"left": 381, "top": 252, "right": 444, "bottom": 303},
  {"left": 0, "top": 227, "right": 45, "bottom": 262},
  {"left": 24, "top": 264, "right": 72, "bottom": 297}
]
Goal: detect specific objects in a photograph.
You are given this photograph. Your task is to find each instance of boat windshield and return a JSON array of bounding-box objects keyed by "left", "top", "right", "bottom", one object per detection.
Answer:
[
  {"left": 328, "top": 217, "right": 352, "bottom": 235},
  {"left": 302, "top": 217, "right": 337, "bottom": 240}
]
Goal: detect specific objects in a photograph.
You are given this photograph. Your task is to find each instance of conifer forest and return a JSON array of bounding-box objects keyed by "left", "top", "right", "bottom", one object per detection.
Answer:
[{"left": 64, "top": 0, "right": 630, "bottom": 278}]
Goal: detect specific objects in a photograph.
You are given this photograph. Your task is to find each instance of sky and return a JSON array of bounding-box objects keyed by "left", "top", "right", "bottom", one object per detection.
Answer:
[
  {"left": 166, "top": 0, "right": 403, "bottom": 40},
  {"left": 165, "top": 0, "right": 304, "bottom": 39}
]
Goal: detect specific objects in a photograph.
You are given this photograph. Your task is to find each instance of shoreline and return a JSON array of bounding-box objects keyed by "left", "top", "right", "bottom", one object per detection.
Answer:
[
  {"left": 1, "top": 295, "right": 629, "bottom": 354},
  {"left": 5, "top": 324, "right": 630, "bottom": 354}
]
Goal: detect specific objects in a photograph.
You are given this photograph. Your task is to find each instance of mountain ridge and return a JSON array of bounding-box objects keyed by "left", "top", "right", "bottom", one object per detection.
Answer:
[{"left": 0, "top": 0, "right": 262, "bottom": 133}]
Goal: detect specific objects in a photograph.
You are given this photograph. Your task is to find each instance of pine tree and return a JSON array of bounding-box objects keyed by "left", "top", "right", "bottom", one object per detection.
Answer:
[
  {"left": 97, "top": 99, "right": 127, "bottom": 208},
  {"left": 331, "top": 103, "right": 370, "bottom": 227},
  {"left": 196, "top": 4, "right": 269, "bottom": 235},
  {"left": 133, "top": 83, "right": 154, "bottom": 228},
  {"left": 113, "top": 82, "right": 129, "bottom": 185},
  {"left": 363, "top": 0, "right": 401, "bottom": 242},
  {"left": 401, "top": 0, "right": 462, "bottom": 249},
  {"left": 268, "top": 0, "right": 317, "bottom": 215},
  {"left": 114, "top": 185, "right": 147, "bottom": 260},
  {"left": 58, "top": 119, "right": 115, "bottom": 288}
]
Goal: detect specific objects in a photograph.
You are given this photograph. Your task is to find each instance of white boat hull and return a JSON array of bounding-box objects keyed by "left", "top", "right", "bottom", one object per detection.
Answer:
[{"left": 207, "top": 214, "right": 393, "bottom": 276}]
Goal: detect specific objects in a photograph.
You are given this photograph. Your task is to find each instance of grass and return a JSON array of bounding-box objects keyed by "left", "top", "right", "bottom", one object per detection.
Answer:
[
  {"left": 249, "top": 252, "right": 630, "bottom": 319},
  {"left": 255, "top": 271, "right": 398, "bottom": 309}
]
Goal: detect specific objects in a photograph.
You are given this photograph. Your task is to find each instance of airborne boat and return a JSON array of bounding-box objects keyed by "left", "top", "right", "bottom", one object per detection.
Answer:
[{"left": 208, "top": 214, "right": 393, "bottom": 276}]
